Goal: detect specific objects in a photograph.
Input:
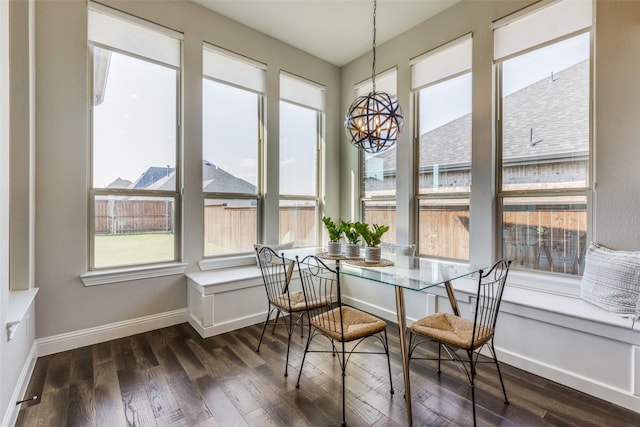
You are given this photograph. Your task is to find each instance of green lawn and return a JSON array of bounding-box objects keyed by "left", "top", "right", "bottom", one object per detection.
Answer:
[
  {"left": 95, "top": 233, "right": 239, "bottom": 268},
  {"left": 94, "top": 233, "right": 175, "bottom": 268}
]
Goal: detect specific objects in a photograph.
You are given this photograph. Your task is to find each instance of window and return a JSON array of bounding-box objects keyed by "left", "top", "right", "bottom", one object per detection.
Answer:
[
  {"left": 359, "top": 69, "right": 398, "bottom": 242},
  {"left": 412, "top": 34, "right": 472, "bottom": 260},
  {"left": 88, "top": 4, "right": 182, "bottom": 269},
  {"left": 279, "top": 72, "right": 324, "bottom": 247},
  {"left": 202, "top": 45, "right": 265, "bottom": 257},
  {"left": 495, "top": 0, "right": 592, "bottom": 275}
]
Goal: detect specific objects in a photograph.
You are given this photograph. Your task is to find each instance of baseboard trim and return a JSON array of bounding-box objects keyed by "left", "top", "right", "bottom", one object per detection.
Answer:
[
  {"left": 188, "top": 312, "right": 264, "bottom": 338},
  {"left": 497, "top": 346, "right": 640, "bottom": 414},
  {"left": 1, "top": 341, "right": 37, "bottom": 427},
  {"left": 37, "top": 308, "right": 189, "bottom": 357}
]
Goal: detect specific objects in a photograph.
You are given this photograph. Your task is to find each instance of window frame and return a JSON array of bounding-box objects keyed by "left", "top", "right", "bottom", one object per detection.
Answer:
[
  {"left": 278, "top": 72, "right": 324, "bottom": 248},
  {"left": 495, "top": 13, "right": 593, "bottom": 277},
  {"left": 201, "top": 47, "right": 265, "bottom": 258},
  {"left": 411, "top": 35, "right": 472, "bottom": 261},
  {"left": 358, "top": 68, "right": 399, "bottom": 241},
  {"left": 87, "top": 5, "right": 183, "bottom": 271}
]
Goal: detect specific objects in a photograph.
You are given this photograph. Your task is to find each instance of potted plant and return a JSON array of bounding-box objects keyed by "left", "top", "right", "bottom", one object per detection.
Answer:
[
  {"left": 341, "top": 221, "right": 362, "bottom": 259},
  {"left": 322, "top": 216, "right": 344, "bottom": 256},
  {"left": 355, "top": 222, "right": 390, "bottom": 262}
]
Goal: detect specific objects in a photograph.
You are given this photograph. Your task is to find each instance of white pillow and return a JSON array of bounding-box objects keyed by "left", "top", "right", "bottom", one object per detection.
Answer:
[
  {"left": 379, "top": 242, "right": 416, "bottom": 256},
  {"left": 580, "top": 242, "right": 640, "bottom": 319}
]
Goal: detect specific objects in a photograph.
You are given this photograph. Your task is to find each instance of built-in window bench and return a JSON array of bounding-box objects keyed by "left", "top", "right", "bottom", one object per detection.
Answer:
[
  {"left": 185, "top": 262, "right": 640, "bottom": 415},
  {"left": 6, "top": 288, "right": 38, "bottom": 341},
  {"left": 186, "top": 265, "right": 268, "bottom": 338},
  {"left": 495, "top": 282, "right": 640, "bottom": 415},
  {"left": 343, "top": 273, "right": 640, "bottom": 416}
]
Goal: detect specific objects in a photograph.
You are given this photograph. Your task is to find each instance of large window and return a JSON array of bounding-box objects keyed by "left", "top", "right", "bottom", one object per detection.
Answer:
[
  {"left": 279, "top": 72, "right": 324, "bottom": 247},
  {"left": 495, "top": 0, "right": 592, "bottom": 275},
  {"left": 89, "top": 4, "right": 181, "bottom": 269},
  {"left": 202, "top": 45, "right": 264, "bottom": 257},
  {"left": 359, "top": 69, "right": 398, "bottom": 242},
  {"left": 412, "top": 34, "right": 472, "bottom": 260}
]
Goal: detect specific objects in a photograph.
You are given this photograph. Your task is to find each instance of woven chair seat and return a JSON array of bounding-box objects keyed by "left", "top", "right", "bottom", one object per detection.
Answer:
[
  {"left": 410, "top": 312, "right": 493, "bottom": 350},
  {"left": 311, "top": 306, "right": 387, "bottom": 342},
  {"left": 271, "top": 290, "right": 307, "bottom": 312}
]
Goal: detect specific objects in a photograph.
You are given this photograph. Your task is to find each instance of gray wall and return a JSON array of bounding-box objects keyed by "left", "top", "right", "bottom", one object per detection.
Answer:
[
  {"left": 593, "top": 0, "right": 640, "bottom": 248},
  {"left": 33, "top": 0, "right": 341, "bottom": 339}
]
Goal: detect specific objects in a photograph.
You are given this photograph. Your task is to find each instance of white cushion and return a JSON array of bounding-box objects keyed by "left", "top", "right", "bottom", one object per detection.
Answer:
[
  {"left": 379, "top": 242, "right": 416, "bottom": 256},
  {"left": 580, "top": 242, "right": 640, "bottom": 319}
]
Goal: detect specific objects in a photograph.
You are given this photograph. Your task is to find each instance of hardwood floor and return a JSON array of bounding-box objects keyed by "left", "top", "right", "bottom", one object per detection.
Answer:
[{"left": 15, "top": 321, "right": 640, "bottom": 427}]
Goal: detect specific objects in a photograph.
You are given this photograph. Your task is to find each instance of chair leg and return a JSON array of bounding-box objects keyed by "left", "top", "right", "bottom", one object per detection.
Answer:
[
  {"left": 437, "top": 343, "right": 442, "bottom": 373},
  {"left": 271, "top": 311, "right": 281, "bottom": 335},
  {"left": 341, "top": 341, "right": 346, "bottom": 427},
  {"left": 490, "top": 343, "right": 509, "bottom": 404},
  {"left": 383, "top": 330, "right": 394, "bottom": 395},
  {"left": 296, "top": 332, "right": 313, "bottom": 388},
  {"left": 256, "top": 306, "right": 273, "bottom": 352},
  {"left": 284, "top": 313, "right": 294, "bottom": 377},
  {"left": 468, "top": 350, "right": 477, "bottom": 427},
  {"left": 471, "top": 380, "right": 477, "bottom": 427}
]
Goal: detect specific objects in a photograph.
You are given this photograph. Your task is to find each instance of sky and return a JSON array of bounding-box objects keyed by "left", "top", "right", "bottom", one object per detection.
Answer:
[
  {"left": 94, "top": 50, "right": 316, "bottom": 194},
  {"left": 419, "top": 32, "right": 590, "bottom": 135},
  {"left": 93, "top": 52, "right": 177, "bottom": 188}
]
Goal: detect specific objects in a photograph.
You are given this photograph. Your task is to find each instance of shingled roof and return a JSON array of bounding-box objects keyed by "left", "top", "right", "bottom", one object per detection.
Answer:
[
  {"left": 369, "top": 59, "right": 589, "bottom": 173},
  {"left": 108, "top": 161, "right": 256, "bottom": 193},
  {"left": 202, "top": 160, "right": 256, "bottom": 193}
]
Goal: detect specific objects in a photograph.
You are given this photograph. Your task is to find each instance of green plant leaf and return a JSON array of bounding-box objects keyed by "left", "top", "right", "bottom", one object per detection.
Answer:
[
  {"left": 341, "top": 220, "right": 361, "bottom": 244},
  {"left": 322, "top": 216, "right": 343, "bottom": 242}
]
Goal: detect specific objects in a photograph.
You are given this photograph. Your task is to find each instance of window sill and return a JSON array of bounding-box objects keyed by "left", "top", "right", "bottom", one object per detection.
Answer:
[
  {"left": 447, "top": 269, "right": 637, "bottom": 336},
  {"left": 198, "top": 254, "right": 256, "bottom": 271},
  {"left": 505, "top": 267, "right": 582, "bottom": 297},
  {"left": 7, "top": 288, "right": 39, "bottom": 341},
  {"left": 80, "top": 262, "right": 188, "bottom": 286}
]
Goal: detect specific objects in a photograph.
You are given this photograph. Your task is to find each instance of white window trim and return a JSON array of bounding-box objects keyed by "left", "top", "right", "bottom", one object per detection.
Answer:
[
  {"left": 80, "top": 262, "right": 187, "bottom": 286},
  {"left": 88, "top": 6, "right": 182, "bottom": 271}
]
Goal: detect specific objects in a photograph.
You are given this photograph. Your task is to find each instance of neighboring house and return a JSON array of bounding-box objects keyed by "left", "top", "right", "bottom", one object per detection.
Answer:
[
  {"left": 202, "top": 160, "right": 256, "bottom": 194},
  {"left": 365, "top": 60, "right": 589, "bottom": 273},
  {"left": 106, "top": 177, "right": 132, "bottom": 188},
  {"left": 106, "top": 160, "right": 256, "bottom": 193},
  {"left": 365, "top": 59, "right": 589, "bottom": 194},
  {"left": 132, "top": 165, "right": 175, "bottom": 189}
]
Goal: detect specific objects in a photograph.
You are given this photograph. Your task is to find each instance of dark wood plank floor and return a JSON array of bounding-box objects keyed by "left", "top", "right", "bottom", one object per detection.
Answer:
[{"left": 15, "top": 321, "right": 640, "bottom": 427}]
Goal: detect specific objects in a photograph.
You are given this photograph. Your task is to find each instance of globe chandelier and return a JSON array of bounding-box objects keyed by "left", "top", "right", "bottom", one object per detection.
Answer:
[{"left": 344, "top": 0, "right": 404, "bottom": 153}]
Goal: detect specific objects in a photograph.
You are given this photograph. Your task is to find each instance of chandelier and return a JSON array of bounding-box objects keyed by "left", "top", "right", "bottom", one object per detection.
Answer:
[{"left": 344, "top": 0, "right": 404, "bottom": 153}]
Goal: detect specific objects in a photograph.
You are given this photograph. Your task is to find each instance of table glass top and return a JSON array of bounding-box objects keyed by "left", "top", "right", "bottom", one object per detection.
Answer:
[{"left": 280, "top": 247, "right": 482, "bottom": 291}]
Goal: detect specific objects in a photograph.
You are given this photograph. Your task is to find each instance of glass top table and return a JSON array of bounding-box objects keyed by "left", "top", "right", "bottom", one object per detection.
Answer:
[{"left": 280, "top": 246, "right": 484, "bottom": 426}]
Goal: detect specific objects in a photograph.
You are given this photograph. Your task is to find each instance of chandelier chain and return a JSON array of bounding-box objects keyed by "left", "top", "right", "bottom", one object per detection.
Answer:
[{"left": 372, "top": 0, "right": 377, "bottom": 93}]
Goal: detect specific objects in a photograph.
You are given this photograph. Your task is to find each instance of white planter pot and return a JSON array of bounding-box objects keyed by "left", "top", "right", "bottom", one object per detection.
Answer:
[
  {"left": 364, "top": 246, "right": 381, "bottom": 263},
  {"left": 345, "top": 243, "right": 361, "bottom": 259},
  {"left": 327, "top": 241, "right": 342, "bottom": 256}
]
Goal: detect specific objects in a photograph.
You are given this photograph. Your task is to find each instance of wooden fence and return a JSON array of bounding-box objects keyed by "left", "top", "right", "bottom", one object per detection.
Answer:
[
  {"left": 95, "top": 199, "right": 174, "bottom": 234},
  {"left": 367, "top": 206, "right": 586, "bottom": 274},
  {"left": 203, "top": 205, "right": 316, "bottom": 255},
  {"left": 97, "top": 201, "right": 586, "bottom": 274},
  {"left": 204, "top": 205, "right": 257, "bottom": 255}
]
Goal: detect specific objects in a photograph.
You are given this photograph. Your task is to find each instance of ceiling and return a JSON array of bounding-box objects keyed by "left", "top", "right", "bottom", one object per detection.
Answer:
[{"left": 192, "top": 0, "right": 460, "bottom": 67}]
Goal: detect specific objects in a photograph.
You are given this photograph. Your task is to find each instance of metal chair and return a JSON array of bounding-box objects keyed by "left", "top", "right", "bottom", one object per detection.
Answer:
[
  {"left": 408, "top": 259, "right": 511, "bottom": 426},
  {"left": 294, "top": 255, "right": 393, "bottom": 427},
  {"left": 255, "top": 246, "right": 306, "bottom": 377}
]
